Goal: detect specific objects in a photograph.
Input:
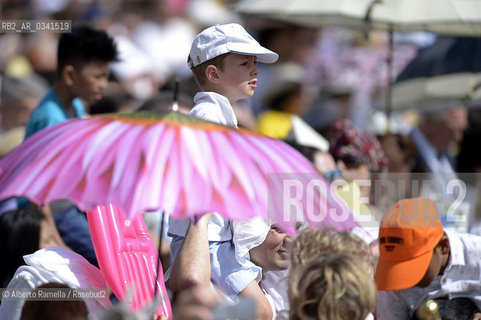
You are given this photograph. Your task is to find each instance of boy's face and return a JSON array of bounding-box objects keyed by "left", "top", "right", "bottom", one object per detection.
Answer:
[
  {"left": 71, "top": 60, "right": 110, "bottom": 105},
  {"left": 216, "top": 54, "right": 259, "bottom": 102},
  {"left": 249, "top": 226, "right": 290, "bottom": 272}
]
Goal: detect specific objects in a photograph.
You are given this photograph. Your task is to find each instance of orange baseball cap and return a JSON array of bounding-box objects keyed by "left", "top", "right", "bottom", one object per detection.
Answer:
[{"left": 374, "top": 198, "right": 444, "bottom": 291}]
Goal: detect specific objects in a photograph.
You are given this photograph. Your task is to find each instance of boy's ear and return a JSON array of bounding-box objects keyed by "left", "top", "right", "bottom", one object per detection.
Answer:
[
  {"left": 205, "top": 65, "right": 221, "bottom": 84},
  {"left": 62, "top": 65, "right": 76, "bottom": 86}
]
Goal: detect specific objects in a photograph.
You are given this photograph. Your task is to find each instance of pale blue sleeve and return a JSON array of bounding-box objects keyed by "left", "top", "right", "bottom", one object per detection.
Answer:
[
  {"left": 167, "top": 236, "right": 259, "bottom": 299},
  {"left": 209, "top": 240, "right": 260, "bottom": 298}
]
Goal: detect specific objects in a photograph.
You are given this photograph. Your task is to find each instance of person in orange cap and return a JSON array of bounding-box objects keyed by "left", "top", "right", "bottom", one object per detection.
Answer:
[{"left": 375, "top": 198, "right": 481, "bottom": 320}]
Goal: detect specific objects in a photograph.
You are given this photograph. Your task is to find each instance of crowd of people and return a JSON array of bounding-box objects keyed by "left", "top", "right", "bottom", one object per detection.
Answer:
[{"left": 1, "top": 1, "right": 481, "bottom": 319}]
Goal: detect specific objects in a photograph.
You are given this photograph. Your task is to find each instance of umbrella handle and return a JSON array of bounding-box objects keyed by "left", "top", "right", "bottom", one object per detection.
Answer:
[
  {"left": 363, "top": 0, "right": 382, "bottom": 24},
  {"left": 171, "top": 78, "right": 180, "bottom": 112},
  {"left": 154, "top": 211, "right": 165, "bottom": 298},
  {"left": 364, "top": 0, "right": 394, "bottom": 135},
  {"left": 385, "top": 28, "right": 394, "bottom": 135}
]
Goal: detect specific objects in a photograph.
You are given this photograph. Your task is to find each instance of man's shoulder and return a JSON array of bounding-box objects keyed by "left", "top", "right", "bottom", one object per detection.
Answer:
[
  {"left": 449, "top": 230, "right": 481, "bottom": 259},
  {"left": 377, "top": 289, "right": 413, "bottom": 319},
  {"left": 26, "top": 98, "right": 68, "bottom": 137},
  {"left": 378, "top": 285, "right": 430, "bottom": 304},
  {"left": 29, "top": 100, "right": 67, "bottom": 123},
  {"left": 32, "top": 93, "right": 64, "bottom": 116}
]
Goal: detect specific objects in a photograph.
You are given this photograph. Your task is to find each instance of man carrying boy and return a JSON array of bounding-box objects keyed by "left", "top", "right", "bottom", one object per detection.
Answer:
[
  {"left": 375, "top": 198, "right": 481, "bottom": 320},
  {"left": 168, "top": 23, "right": 279, "bottom": 319}
]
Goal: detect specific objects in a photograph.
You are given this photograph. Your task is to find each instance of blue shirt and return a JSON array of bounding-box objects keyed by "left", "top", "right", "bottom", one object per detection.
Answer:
[{"left": 25, "top": 89, "right": 85, "bottom": 138}]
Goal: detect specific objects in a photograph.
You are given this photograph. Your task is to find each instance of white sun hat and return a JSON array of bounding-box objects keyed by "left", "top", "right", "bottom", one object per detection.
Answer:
[{"left": 188, "top": 23, "right": 279, "bottom": 68}]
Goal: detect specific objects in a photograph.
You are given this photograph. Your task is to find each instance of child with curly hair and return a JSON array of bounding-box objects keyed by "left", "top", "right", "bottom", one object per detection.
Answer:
[{"left": 289, "top": 253, "right": 376, "bottom": 320}]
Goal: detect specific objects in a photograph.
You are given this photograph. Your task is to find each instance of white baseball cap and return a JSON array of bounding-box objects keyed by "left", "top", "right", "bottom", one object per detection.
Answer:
[{"left": 188, "top": 23, "right": 279, "bottom": 68}]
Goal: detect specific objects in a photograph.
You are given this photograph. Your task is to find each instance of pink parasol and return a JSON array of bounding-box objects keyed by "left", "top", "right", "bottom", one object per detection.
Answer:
[
  {"left": 0, "top": 111, "right": 361, "bottom": 318},
  {"left": 0, "top": 111, "right": 357, "bottom": 231}
]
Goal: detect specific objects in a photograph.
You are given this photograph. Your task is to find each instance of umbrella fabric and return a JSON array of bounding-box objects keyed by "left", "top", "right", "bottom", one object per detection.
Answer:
[
  {"left": 397, "top": 37, "right": 481, "bottom": 80},
  {"left": 369, "top": 0, "right": 481, "bottom": 36},
  {"left": 0, "top": 111, "right": 357, "bottom": 231},
  {"left": 236, "top": 0, "right": 373, "bottom": 30},
  {"left": 387, "top": 37, "right": 481, "bottom": 111},
  {"left": 236, "top": 0, "right": 481, "bottom": 36}
]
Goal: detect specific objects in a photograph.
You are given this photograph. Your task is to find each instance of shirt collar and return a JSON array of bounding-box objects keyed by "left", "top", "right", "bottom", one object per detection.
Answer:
[{"left": 193, "top": 92, "right": 238, "bottom": 127}]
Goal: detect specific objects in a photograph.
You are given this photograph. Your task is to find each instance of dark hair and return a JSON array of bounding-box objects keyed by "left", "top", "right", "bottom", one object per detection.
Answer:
[
  {"left": 413, "top": 297, "right": 481, "bottom": 320},
  {"left": 188, "top": 53, "right": 229, "bottom": 88},
  {"left": 20, "top": 283, "right": 88, "bottom": 320},
  {"left": 57, "top": 24, "right": 118, "bottom": 77},
  {"left": 0, "top": 207, "right": 45, "bottom": 287}
]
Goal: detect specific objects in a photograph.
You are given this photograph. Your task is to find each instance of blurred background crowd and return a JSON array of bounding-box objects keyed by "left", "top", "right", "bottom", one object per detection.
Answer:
[
  {"left": 0, "top": 0, "right": 423, "bottom": 133},
  {"left": 3, "top": 0, "right": 481, "bottom": 229}
]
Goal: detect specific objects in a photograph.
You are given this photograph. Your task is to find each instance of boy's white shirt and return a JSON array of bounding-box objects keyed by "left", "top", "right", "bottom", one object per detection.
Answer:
[
  {"left": 190, "top": 92, "right": 238, "bottom": 127},
  {"left": 168, "top": 91, "right": 237, "bottom": 241}
]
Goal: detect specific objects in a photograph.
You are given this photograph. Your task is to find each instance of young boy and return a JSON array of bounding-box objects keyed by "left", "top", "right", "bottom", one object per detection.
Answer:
[
  {"left": 375, "top": 198, "right": 481, "bottom": 320},
  {"left": 168, "top": 23, "right": 279, "bottom": 319},
  {"left": 25, "top": 24, "right": 118, "bottom": 138},
  {"left": 23, "top": 24, "right": 118, "bottom": 267},
  {"left": 186, "top": 23, "right": 278, "bottom": 127}
]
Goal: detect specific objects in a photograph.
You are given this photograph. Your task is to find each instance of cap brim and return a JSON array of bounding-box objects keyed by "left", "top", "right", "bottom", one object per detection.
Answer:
[
  {"left": 374, "top": 249, "right": 434, "bottom": 291},
  {"left": 228, "top": 43, "right": 279, "bottom": 64}
]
